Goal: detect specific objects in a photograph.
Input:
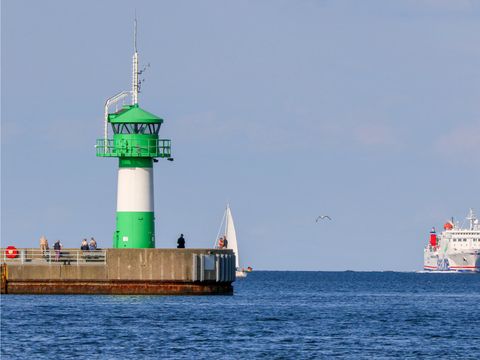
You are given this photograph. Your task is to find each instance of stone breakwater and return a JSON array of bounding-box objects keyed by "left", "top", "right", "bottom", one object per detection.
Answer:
[{"left": 0, "top": 248, "right": 236, "bottom": 295}]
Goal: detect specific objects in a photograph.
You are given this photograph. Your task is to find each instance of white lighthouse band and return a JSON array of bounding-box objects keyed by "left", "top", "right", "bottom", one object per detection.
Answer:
[{"left": 117, "top": 167, "right": 154, "bottom": 212}]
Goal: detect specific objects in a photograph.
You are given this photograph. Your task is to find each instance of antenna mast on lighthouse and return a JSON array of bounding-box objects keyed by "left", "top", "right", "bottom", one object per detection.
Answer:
[{"left": 132, "top": 16, "right": 139, "bottom": 105}]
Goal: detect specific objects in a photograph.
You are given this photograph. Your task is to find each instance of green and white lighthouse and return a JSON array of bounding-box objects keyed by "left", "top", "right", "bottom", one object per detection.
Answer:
[{"left": 96, "top": 20, "right": 171, "bottom": 248}]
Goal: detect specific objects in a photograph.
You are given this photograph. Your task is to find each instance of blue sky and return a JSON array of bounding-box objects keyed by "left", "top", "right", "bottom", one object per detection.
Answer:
[{"left": 2, "top": 0, "right": 479, "bottom": 270}]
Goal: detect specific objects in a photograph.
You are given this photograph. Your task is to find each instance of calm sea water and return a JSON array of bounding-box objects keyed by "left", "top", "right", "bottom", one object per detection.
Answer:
[{"left": 1, "top": 272, "right": 480, "bottom": 359}]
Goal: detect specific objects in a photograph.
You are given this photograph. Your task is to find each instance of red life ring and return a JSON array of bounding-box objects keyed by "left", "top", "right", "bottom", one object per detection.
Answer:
[
  {"left": 5, "top": 246, "right": 18, "bottom": 259},
  {"left": 219, "top": 239, "right": 224, "bottom": 248}
]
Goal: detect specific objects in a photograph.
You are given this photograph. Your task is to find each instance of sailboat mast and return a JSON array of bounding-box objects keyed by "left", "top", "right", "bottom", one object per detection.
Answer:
[
  {"left": 214, "top": 207, "right": 227, "bottom": 248},
  {"left": 225, "top": 204, "right": 229, "bottom": 237}
]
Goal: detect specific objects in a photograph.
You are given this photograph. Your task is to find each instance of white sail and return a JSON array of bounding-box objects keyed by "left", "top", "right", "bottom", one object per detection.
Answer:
[
  {"left": 214, "top": 204, "right": 247, "bottom": 278},
  {"left": 225, "top": 205, "right": 240, "bottom": 269}
]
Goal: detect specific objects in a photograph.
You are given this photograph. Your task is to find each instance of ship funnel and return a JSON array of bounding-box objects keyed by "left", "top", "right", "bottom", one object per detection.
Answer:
[{"left": 429, "top": 227, "right": 437, "bottom": 247}]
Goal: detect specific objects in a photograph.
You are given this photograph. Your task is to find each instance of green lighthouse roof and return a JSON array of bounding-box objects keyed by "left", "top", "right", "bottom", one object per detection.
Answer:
[{"left": 108, "top": 104, "right": 163, "bottom": 124}]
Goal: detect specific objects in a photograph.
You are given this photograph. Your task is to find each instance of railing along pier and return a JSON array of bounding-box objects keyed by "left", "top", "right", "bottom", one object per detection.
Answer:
[{"left": 1, "top": 248, "right": 106, "bottom": 265}]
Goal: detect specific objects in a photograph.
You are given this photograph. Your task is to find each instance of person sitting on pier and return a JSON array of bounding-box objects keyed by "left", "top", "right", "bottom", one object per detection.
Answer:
[
  {"left": 177, "top": 234, "right": 185, "bottom": 248},
  {"left": 89, "top": 238, "right": 97, "bottom": 251},
  {"left": 39, "top": 235, "right": 49, "bottom": 256},
  {"left": 53, "top": 240, "right": 62, "bottom": 261},
  {"left": 80, "top": 239, "right": 89, "bottom": 251}
]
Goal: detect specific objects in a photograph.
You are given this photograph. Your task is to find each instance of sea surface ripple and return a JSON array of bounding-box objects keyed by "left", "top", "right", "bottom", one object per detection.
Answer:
[{"left": 1, "top": 272, "right": 480, "bottom": 359}]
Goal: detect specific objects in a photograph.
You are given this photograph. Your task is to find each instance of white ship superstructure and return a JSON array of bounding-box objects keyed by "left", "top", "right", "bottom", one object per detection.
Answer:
[{"left": 424, "top": 209, "right": 480, "bottom": 272}]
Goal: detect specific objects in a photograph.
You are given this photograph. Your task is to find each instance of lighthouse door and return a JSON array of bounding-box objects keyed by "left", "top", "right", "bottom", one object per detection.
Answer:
[{"left": 113, "top": 230, "right": 120, "bottom": 248}]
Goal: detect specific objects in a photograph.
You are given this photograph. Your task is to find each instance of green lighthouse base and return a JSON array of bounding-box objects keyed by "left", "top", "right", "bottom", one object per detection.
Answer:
[{"left": 114, "top": 212, "right": 155, "bottom": 248}]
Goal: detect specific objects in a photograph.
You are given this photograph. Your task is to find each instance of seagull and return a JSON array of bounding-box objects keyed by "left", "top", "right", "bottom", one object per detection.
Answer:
[{"left": 316, "top": 215, "right": 332, "bottom": 222}]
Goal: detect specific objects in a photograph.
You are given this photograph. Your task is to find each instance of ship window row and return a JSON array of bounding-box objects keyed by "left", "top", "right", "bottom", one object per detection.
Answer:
[{"left": 452, "top": 239, "right": 479, "bottom": 242}]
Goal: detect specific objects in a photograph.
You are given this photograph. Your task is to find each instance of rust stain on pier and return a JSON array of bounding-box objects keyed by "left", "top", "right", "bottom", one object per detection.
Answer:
[{"left": 4, "top": 279, "right": 232, "bottom": 295}]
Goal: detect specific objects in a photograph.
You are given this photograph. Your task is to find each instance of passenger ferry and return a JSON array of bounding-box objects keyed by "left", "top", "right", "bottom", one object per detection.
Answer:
[{"left": 424, "top": 209, "right": 480, "bottom": 272}]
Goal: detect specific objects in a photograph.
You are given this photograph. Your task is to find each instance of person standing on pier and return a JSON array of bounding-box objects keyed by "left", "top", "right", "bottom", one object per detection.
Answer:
[
  {"left": 177, "top": 234, "right": 185, "bottom": 248},
  {"left": 53, "top": 240, "right": 62, "bottom": 261},
  {"left": 39, "top": 235, "right": 49, "bottom": 256}
]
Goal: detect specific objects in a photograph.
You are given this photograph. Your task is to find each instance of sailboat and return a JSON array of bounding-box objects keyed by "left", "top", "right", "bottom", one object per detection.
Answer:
[{"left": 214, "top": 204, "right": 248, "bottom": 278}]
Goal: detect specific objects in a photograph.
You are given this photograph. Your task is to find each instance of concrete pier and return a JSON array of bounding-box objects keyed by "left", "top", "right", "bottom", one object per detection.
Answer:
[{"left": 1, "top": 248, "right": 236, "bottom": 295}]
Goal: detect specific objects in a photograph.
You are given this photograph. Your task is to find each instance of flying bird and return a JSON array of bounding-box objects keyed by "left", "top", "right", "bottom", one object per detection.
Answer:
[{"left": 316, "top": 215, "right": 332, "bottom": 222}]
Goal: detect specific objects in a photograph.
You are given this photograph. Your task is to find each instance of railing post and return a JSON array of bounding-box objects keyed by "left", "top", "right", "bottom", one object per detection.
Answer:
[{"left": 77, "top": 251, "right": 79, "bottom": 266}]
